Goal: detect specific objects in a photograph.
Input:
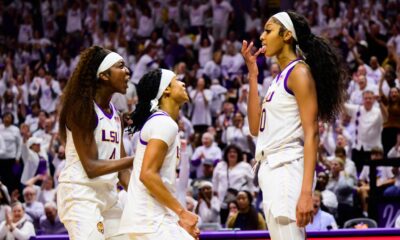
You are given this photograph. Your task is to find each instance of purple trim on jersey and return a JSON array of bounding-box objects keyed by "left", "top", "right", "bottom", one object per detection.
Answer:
[
  {"left": 275, "top": 58, "right": 301, "bottom": 83},
  {"left": 259, "top": 108, "right": 266, "bottom": 132},
  {"left": 283, "top": 63, "right": 299, "bottom": 96},
  {"left": 94, "top": 102, "right": 114, "bottom": 119},
  {"left": 265, "top": 92, "right": 275, "bottom": 102},
  {"left": 139, "top": 137, "right": 148, "bottom": 146},
  {"left": 139, "top": 112, "right": 169, "bottom": 145}
]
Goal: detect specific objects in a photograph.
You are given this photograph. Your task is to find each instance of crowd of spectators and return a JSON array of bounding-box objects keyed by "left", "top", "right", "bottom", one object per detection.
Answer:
[{"left": 0, "top": 0, "right": 399, "bottom": 237}]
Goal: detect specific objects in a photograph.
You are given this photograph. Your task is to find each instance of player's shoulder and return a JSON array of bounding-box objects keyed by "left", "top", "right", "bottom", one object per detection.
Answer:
[
  {"left": 146, "top": 112, "right": 177, "bottom": 128},
  {"left": 288, "top": 61, "right": 315, "bottom": 89},
  {"left": 291, "top": 61, "right": 311, "bottom": 77},
  {"left": 149, "top": 111, "right": 174, "bottom": 121}
]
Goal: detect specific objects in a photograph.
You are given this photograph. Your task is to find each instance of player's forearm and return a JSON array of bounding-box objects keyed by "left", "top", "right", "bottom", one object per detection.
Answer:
[
  {"left": 84, "top": 156, "right": 133, "bottom": 179},
  {"left": 301, "top": 127, "right": 319, "bottom": 194},
  {"left": 140, "top": 171, "right": 184, "bottom": 215},
  {"left": 247, "top": 76, "right": 261, "bottom": 136}
]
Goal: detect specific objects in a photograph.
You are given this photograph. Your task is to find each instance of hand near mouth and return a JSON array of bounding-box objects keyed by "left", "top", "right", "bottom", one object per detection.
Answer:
[{"left": 241, "top": 40, "right": 265, "bottom": 79}]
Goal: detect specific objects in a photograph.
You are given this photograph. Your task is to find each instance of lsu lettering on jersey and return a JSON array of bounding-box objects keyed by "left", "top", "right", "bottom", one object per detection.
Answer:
[
  {"left": 57, "top": 102, "right": 125, "bottom": 239},
  {"left": 255, "top": 59, "right": 304, "bottom": 168},
  {"left": 59, "top": 102, "right": 121, "bottom": 186}
]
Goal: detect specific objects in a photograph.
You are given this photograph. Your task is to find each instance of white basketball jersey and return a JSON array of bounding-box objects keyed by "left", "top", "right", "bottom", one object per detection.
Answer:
[
  {"left": 255, "top": 60, "right": 304, "bottom": 168},
  {"left": 119, "top": 111, "right": 181, "bottom": 234},
  {"left": 58, "top": 102, "right": 121, "bottom": 187}
]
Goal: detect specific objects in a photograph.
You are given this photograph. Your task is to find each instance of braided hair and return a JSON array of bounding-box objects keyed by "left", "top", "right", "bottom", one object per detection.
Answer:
[{"left": 129, "top": 69, "right": 162, "bottom": 133}]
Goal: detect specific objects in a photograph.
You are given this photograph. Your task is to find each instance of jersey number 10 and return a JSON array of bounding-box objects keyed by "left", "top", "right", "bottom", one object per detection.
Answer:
[{"left": 259, "top": 108, "right": 266, "bottom": 132}]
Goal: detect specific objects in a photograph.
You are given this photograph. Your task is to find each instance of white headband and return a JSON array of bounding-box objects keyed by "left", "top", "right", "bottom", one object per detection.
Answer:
[
  {"left": 96, "top": 52, "right": 123, "bottom": 78},
  {"left": 150, "top": 69, "right": 176, "bottom": 112},
  {"left": 272, "top": 12, "right": 297, "bottom": 41}
]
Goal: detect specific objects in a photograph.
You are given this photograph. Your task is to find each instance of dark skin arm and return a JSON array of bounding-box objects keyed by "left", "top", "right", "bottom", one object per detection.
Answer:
[
  {"left": 69, "top": 121, "right": 133, "bottom": 179},
  {"left": 287, "top": 63, "right": 319, "bottom": 228}
]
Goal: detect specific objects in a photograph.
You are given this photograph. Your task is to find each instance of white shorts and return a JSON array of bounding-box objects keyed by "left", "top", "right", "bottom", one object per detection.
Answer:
[
  {"left": 127, "top": 216, "right": 194, "bottom": 240},
  {"left": 58, "top": 183, "right": 129, "bottom": 240},
  {"left": 62, "top": 203, "right": 129, "bottom": 240},
  {"left": 258, "top": 158, "right": 304, "bottom": 221},
  {"left": 264, "top": 208, "right": 305, "bottom": 240}
]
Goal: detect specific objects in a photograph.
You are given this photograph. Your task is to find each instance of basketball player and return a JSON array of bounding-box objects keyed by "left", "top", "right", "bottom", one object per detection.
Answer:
[
  {"left": 241, "top": 11, "right": 347, "bottom": 239},
  {"left": 119, "top": 69, "right": 200, "bottom": 240},
  {"left": 57, "top": 46, "right": 132, "bottom": 240}
]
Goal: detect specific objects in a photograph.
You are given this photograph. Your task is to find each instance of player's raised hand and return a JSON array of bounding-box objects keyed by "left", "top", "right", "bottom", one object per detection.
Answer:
[{"left": 241, "top": 40, "right": 265, "bottom": 78}]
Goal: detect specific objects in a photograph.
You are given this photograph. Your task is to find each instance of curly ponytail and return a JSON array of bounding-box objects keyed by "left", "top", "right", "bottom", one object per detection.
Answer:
[
  {"left": 59, "top": 46, "right": 110, "bottom": 142},
  {"left": 277, "top": 11, "right": 348, "bottom": 122},
  {"left": 129, "top": 69, "right": 162, "bottom": 133}
]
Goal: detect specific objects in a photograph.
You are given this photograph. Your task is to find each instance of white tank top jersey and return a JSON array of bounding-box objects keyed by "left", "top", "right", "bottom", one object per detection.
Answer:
[
  {"left": 255, "top": 59, "right": 304, "bottom": 168},
  {"left": 119, "top": 111, "right": 181, "bottom": 234},
  {"left": 58, "top": 102, "right": 121, "bottom": 187}
]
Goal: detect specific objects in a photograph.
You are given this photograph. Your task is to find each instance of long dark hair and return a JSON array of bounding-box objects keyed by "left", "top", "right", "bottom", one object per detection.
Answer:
[
  {"left": 129, "top": 69, "right": 162, "bottom": 133},
  {"left": 274, "top": 11, "right": 347, "bottom": 122},
  {"left": 59, "top": 46, "right": 110, "bottom": 142},
  {"left": 236, "top": 190, "right": 260, "bottom": 230}
]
